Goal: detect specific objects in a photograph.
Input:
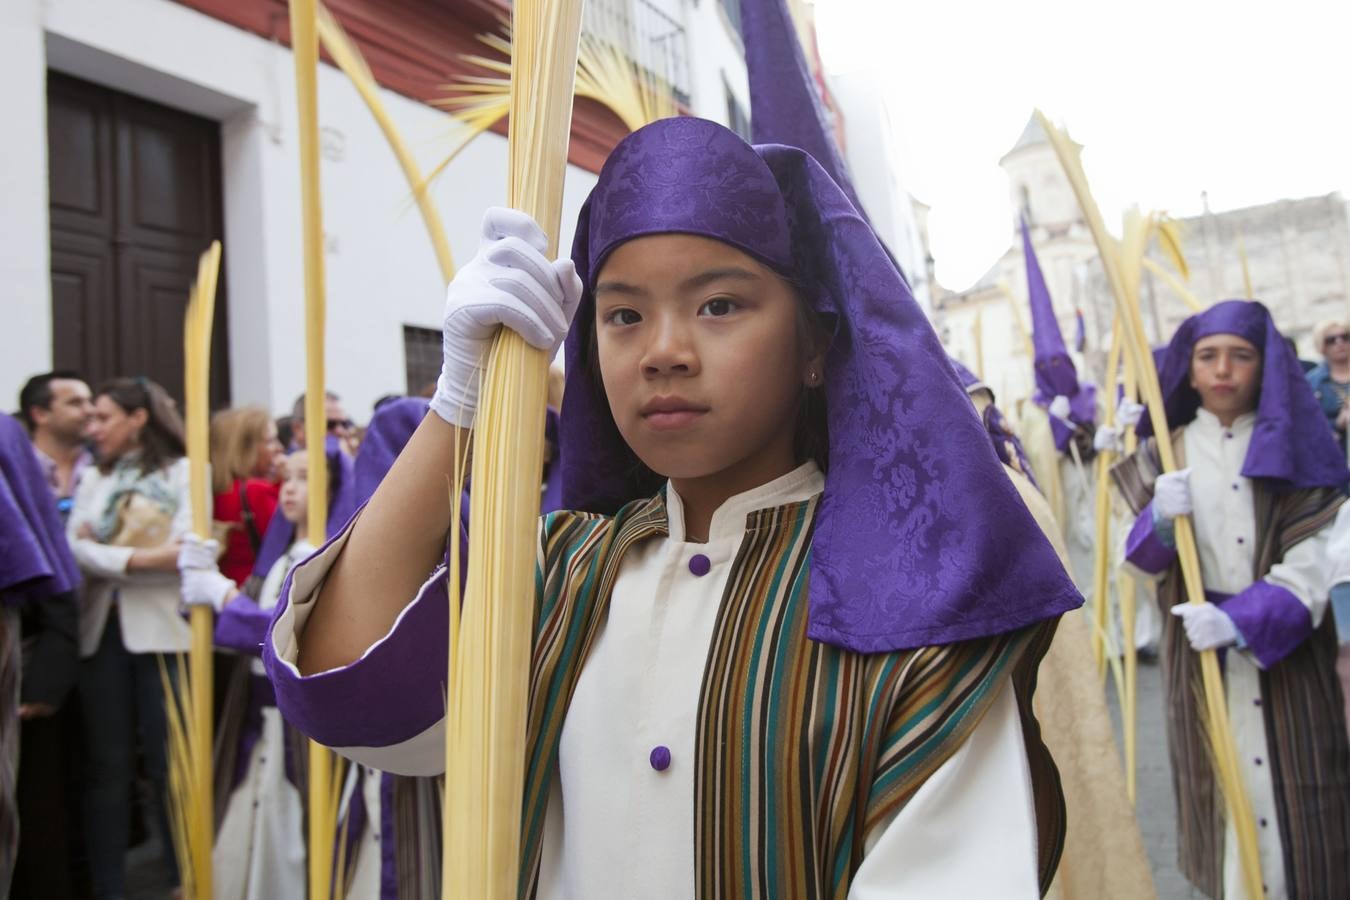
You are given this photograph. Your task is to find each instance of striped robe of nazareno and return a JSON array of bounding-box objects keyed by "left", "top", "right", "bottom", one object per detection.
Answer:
[
  {"left": 1112, "top": 437, "right": 1350, "bottom": 899},
  {"left": 512, "top": 490, "right": 1066, "bottom": 899}
]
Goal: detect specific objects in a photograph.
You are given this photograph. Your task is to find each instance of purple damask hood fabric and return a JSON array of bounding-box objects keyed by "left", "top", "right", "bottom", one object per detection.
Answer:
[
  {"left": 1136, "top": 299, "right": 1348, "bottom": 490},
  {"left": 559, "top": 117, "right": 1081, "bottom": 653},
  {"left": 250, "top": 436, "right": 356, "bottom": 577},
  {"left": 0, "top": 412, "right": 80, "bottom": 606},
  {"left": 1024, "top": 217, "right": 1095, "bottom": 451}
]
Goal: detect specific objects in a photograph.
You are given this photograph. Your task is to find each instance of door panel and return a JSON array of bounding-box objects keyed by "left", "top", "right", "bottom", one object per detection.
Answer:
[{"left": 47, "top": 72, "right": 229, "bottom": 408}]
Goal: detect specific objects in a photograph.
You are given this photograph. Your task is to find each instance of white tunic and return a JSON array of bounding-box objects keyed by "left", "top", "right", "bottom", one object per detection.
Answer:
[
  {"left": 214, "top": 542, "right": 312, "bottom": 900},
  {"left": 275, "top": 464, "right": 1043, "bottom": 898},
  {"left": 1180, "top": 409, "right": 1337, "bottom": 900}
]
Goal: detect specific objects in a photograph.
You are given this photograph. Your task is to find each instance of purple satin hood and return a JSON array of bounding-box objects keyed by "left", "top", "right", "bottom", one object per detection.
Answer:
[
  {"left": 559, "top": 117, "right": 1080, "bottom": 653},
  {"left": 1137, "top": 299, "right": 1348, "bottom": 490},
  {"left": 0, "top": 412, "right": 80, "bottom": 605}
]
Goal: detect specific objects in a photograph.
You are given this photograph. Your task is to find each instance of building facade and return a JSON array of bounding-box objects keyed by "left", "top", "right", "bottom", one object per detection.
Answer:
[
  {"left": 933, "top": 114, "right": 1350, "bottom": 406},
  {"left": 2, "top": 0, "right": 755, "bottom": 419}
]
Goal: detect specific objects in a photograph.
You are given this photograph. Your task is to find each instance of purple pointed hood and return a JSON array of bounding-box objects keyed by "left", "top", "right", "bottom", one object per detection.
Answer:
[
  {"left": 1024, "top": 217, "right": 1095, "bottom": 450},
  {"left": 559, "top": 117, "right": 1080, "bottom": 653},
  {"left": 741, "top": 0, "right": 862, "bottom": 218},
  {"left": 1137, "top": 299, "right": 1348, "bottom": 490},
  {"left": 0, "top": 412, "right": 80, "bottom": 605}
]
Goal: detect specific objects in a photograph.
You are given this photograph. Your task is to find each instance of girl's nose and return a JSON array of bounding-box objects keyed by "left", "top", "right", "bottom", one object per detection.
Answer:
[{"left": 641, "top": 319, "right": 700, "bottom": 378}]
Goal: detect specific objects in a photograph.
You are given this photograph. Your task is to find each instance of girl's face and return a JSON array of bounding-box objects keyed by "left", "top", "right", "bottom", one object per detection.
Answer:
[
  {"left": 89, "top": 395, "right": 147, "bottom": 463},
  {"left": 594, "top": 234, "right": 823, "bottom": 488},
  {"left": 279, "top": 453, "right": 310, "bottom": 525},
  {"left": 1190, "top": 334, "right": 1261, "bottom": 422}
]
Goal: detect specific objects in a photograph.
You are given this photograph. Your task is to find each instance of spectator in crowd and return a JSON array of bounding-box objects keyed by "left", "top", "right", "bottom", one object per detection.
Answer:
[
  {"left": 10, "top": 376, "right": 88, "bottom": 898},
  {"left": 1308, "top": 318, "right": 1349, "bottom": 453},
  {"left": 68, "top": 377, "right": 190, "bottom": 900},
  {"left": 210, "top": 407, "right": 283, "bottom": 586},
  {"left": 289, "top": 390, "right": 353, "bottom": 453},
  {"left": 18, "top": 371, "right": 94, "bottom": 514}
]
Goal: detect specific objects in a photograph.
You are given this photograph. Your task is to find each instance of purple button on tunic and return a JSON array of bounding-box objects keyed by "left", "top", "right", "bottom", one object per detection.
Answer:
[
  {"left": 650, "top": 746, "right": 671, "bottom": 772},
  {"left": 688, "top": 554, "right": 711, "bottom": 577}
]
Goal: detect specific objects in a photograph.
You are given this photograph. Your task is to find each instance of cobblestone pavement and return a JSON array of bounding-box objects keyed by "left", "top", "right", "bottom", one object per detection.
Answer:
[{"left": 1108, "top": 655, "right": 1206, "bottom": 900}]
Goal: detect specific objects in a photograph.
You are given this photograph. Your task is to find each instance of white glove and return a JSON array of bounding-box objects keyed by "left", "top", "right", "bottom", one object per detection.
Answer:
[
  {"left": 430, "top": 208, "right": 584, "bottom": 428},
  {"left": 177, "top": 533, "right": 220, "bottom": 572},
  {"left": 1117, "top": 398, "right": 1145, "bottom": 428},
  {"left": 178, "top": 534, "right": 234, "bottom": 612},
  {"left": 1094, "top": 424, "right": 1123, "bottom": 454},
  {"left": 1170, "top": 603, "right": 1240, "bottom": 651},
  {"left": 1152, "top": 469, "right": 1193, "bottom": 519},
  {"left": 182, "top": 567, "right": 236, "bottom": 613},
  {"left": 1048, "top": 394, "right": 1072, "bottom": 421}
]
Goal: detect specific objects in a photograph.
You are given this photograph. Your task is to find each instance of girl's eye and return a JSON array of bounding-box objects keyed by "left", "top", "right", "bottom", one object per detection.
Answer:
[
  {"left": 605, "top": 308, "right": 642, "bottom": 327},
  {"left": 699, "top": 297, "right": 739, "bottom": 317}
]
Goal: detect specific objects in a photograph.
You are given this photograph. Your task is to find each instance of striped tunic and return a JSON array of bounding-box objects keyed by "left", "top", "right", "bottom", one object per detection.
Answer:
[
  {"left": 515, "top": 489, "right": 1065, "bottom": 898},
  {"left": 269, "top": 480, "right": 1068, "bottom": 897},
  {"left": 1114, "top": 436, "right": 1349, "bottom": 899}
]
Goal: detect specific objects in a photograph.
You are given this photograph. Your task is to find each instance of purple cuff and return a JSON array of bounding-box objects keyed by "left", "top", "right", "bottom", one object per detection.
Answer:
[
  {"left": 1220, "top": 580, "right": 1313, "bottom": 669},
  {"left": 1125, "top": 502, "right": 1177, "bottom": 574},
  {"left": 215, "top": 594, "right": 272, "bottom": 655},
  {"left": 263, "top": 550, "right": 450, "bottom": 749}
]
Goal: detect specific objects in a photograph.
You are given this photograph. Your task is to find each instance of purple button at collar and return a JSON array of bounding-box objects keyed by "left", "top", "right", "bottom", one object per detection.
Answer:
[
  {"left": 650, "top": 746, "right": 671, "bottom": 772},
  {"left": 688, "top": 554, "right": 711, "bottom": 577}
]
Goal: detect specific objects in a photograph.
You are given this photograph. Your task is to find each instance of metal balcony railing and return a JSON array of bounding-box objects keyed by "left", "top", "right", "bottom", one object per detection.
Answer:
[{"left": 583, "top": 0, "right": 692, "bottom": 106}]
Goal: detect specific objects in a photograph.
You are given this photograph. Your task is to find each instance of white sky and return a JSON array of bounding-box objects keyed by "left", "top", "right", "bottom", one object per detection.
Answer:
[{"left": 812, "top": 0, "right": 1350, "bottom": 291}]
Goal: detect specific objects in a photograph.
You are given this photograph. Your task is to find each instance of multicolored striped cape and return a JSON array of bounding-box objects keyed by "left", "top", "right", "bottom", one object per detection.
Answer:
[
  {"left": 1113, "top": 436, "right": 1349, "bottom": 899},
  {"left": 514, "top": 490, "right": 1066, "bottom": 898}
]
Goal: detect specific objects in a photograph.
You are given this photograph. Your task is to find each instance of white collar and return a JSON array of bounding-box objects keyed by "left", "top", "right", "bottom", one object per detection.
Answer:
[
  {"left": 1193, "top": 407, "right": 1257, "bottom": 436},
  {"left": 664, "top": 461, "right": 824, "bottom": 544}
]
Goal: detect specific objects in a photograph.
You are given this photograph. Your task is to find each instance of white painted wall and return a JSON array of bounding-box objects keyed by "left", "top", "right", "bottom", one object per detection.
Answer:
[
  {"left": 0, "top": 0, "right": 54, "bottom": 408},
  {"left": 827, "top": 70, "right": 932, "bottom": 312},
  {"left": 682, "top": 0, "right": 749, "bottom": 125},
  {"left": 3, "top": 0, "right": 603, "bottom": 420}
]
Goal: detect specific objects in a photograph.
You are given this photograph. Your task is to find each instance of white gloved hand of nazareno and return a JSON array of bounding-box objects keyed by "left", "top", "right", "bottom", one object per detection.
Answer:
[
  {"left": 1170, "top": 602, "right": 1240, "bottom": 651},
  {"left": 1152, "top": 468, "right": 1193, "bottom": 519},
  {"left": 430, "top": 207, "right": 584, "bottom": 428},
  {"left": 1048, "top": 394, "right": 1072, "bottom": 421},
  {"left": 1093, "top": 424, "right": 1123, "bottom": 454},
  {"left": 177, "top": 533, "right": 234, "bottom": 612},
  {"left": 1117, "top": 398, "right": 1146, "bottom": 428},
  {"left": 181, "top": 567, "right": 237, "bottom": 613},
  {"left": 177, "top": 533, "right": 219, "bottom": 572}
]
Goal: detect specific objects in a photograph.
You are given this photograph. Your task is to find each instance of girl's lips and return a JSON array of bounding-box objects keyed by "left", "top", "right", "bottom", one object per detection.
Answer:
[{"left": 642, "top": 409, "right": 707, "bottom": 431}]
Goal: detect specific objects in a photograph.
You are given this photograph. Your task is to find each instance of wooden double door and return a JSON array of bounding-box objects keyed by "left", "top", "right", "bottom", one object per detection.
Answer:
[{"left": 47, "top": 72, "right": 230, "bottom": 408}]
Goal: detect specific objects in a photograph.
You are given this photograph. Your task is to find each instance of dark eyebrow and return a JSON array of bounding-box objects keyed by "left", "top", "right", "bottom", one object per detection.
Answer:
[
  {"left": 594, "top": 280, "right": 646, "bottom": 297},
  {"left": 595, "top": 266, "right": 761, "bottom": 298},
  {"left": 680, "top": 266, "right": 760, "bottom": 291}
]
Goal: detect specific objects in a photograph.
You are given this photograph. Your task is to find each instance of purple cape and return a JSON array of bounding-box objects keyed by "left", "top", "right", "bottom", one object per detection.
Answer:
[
  {"left": 0, "top": 412, "right": 80, "bottom": 605},
  {"left": 1136, "top": 299, "right": 1349, "bottom": 490},
  {"left": 559, "top": 117, "right": 1080, "bottom": 653},
  {"left": 1024, "top": 217, "right": 1095, "bottom": 450},
  {"left": 250, "top": 436, "right": 356, "bottom": 578}
]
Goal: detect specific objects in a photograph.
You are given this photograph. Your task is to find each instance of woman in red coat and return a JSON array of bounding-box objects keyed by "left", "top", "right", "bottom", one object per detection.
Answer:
[{"left": 210, "top": 407, "right": 283, "bottom": 586}]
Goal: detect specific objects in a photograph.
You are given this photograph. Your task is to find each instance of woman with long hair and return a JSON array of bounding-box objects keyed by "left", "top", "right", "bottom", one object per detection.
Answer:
[
  {"left": 210, "top": 407, "right": 283, "bottom": 586},
  {"left": 67, "top": 376, "right": 189, "bottom": 899}
]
